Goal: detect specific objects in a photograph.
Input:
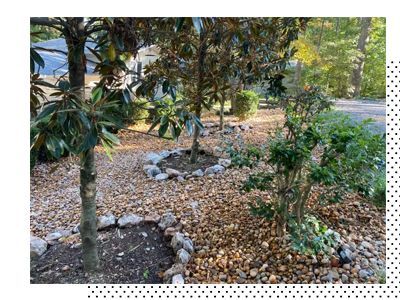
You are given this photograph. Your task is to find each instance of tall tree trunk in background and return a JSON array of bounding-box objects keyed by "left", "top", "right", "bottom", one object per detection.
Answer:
[
  {"left": 219, "top": 91, "right": 226, "bottom": 130},
  {"left": 66, "top": 17, "right": 100, "bottom": 272},
  {"left": 294, "top": 60, "right": 302, "bottom": 90},
  {"left": 350, "top": 17, "right": 372, "bottom": 98},
  {"left": 190, "top": 32, "right": 206, "bottom": 164}
]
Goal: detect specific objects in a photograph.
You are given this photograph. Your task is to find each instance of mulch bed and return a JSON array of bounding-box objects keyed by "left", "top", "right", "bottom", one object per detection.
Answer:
[
  {"left": 30, "top": 224, "right": 175, "bottom": 284},
  {"left": 159, "top": 150, "right": 219, "bottom": 174}
]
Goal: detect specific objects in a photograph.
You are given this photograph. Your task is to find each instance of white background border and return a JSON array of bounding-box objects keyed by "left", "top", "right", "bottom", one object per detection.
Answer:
[{"left": 0, "top": 1, "right": 399, "bottom": 299}]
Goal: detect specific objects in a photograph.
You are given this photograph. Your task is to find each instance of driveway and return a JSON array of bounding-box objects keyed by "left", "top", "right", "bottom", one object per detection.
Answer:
[{"left": 334, "top": 99, "right": 386, "bottom": 134}]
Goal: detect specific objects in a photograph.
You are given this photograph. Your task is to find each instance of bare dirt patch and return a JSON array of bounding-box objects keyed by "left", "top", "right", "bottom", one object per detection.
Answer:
[
  {"left": 30, "top": 223, "right": 174, "bottom": 284},
  {"left": 159, "top": 150, "right": 219, "bottom": 174}
]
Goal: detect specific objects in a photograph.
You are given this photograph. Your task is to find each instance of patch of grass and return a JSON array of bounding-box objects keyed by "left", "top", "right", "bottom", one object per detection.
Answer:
[{"left": 143, "top": 268, "right": 149, "bottom": 280}]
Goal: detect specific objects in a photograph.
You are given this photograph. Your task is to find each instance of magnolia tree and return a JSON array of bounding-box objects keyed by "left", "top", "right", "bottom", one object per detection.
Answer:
[
  {"left": 140, "top": 17, "right": 308, "bottom": 163},
  {"left": 30, "top": 17, "right": 157, "bottom": 272},
  {"left": 228, "top": 86, "right": 384, "bottom": 254}
]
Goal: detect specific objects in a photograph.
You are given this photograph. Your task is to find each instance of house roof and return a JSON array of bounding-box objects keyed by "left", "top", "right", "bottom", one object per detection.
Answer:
[{"left": 32, "top": 38, "right": 97, "bottom": 76}]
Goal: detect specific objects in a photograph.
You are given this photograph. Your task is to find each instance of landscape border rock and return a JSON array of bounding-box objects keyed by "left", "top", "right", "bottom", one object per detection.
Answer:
[{"left": 143, "top": 148, "right": 231, "bottom": 181}]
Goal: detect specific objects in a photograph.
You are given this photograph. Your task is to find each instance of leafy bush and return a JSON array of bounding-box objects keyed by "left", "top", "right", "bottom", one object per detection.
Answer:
[
  {"left": 367, "top": 170, "right": 386, "bottom": 208},
  {"left": 233, "top": 90, "right": 260, "bottom": 121},
  {"left": 233, "top": 86, "right": 385, "bottom": 255},
  {"left": 131, "top": 98, "right": 150, "bottom": 124},
  {"left": 288, "top": 215, "right": 341, "bottom": 256},
  {"left": 224, "top": 135, "right": 264, "bottom": 168}
]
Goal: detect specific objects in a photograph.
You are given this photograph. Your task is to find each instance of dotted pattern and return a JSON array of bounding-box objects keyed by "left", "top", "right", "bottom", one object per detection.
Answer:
[{"left": 87, "top": 62, "right": 400, "bottom": 298}]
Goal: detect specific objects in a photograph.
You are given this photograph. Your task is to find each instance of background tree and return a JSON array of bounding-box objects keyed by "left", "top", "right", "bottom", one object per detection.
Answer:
[
  {"left": 350, "top": 17, "right": 372, "bottom": 98},
  {"left": 30, "top": 17, "right": 154, "bottom": 272},
  {"left": 290, "top": 17, "right": 385, "bottom": 99},
  {"left": 143, "top": 17, "right": 307, "bottom": 163}
]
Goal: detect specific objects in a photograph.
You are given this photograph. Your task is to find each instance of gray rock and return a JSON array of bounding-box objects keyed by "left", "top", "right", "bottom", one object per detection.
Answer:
[
  {"left": 170, "top": 149, "right": 184, "bottom": 157},
  {"left": 97, "top": 214, "right": 116, "bottom": 230},
  {"left": 211, "top": 164, "right": 225, "bottom": 173},
  {"left": 327, "top": 270, "right": 340, "bottom": 281},
  {"left": 171, "top": 232, "right": 194, "bottom": 254},
  {"left": 361, "top": 241, "right": 374, "bottom": 251},
  {"left": 45, "top": 231, "right": 63, "bottom": 243},
  {"left": 341, "top": 274, "right": 349, "bottom": 283},
  {"left": 213, "top": 146, "right": 224, "bottom": 156},
  {"left": 204, "top": 164, "right": 225, "bottom": 175},
  {"left": 139, "top": 232, "right": 148, "bottom": 238},
  {"left": 218, "top": 158, "right": 231, "bottom": 168},
  {"left": 219, "top": 274, "right": 228, "bottom": 281},
  {"left": 177, "top": 176, "right": 185, "bottom": 182},
  {"left": 144, "top": 152, "right": 164, "bottom": 165},
  {"left": 30, "top": 236, "right": 48, "bottom": 258},
  {"left": 72, "top": 224, "right": 80, "bottom": 233},
  {"left": 171, "top": 274, "right": 185, "bottom": 284},
  {"left": 163, "top": 264, "right": 185, "bottom": 283},
  {"left": 166, "top": 168, "right": 182, "bottom": 178},
  {"left": 204, "top": 167, "right": 215, "bottom": 175},
  {"left": 240, "top": 124, "right": 250, "bottom": 131},
  {"left": 237, "top": 269, "right": 247, "bottom": 279},
  {"left": 359, "top": 269, "right": 373, "bottom": 279},
  {"left": 201, "top": 129, "right": 210, "bottom": 137},
  {"left": 159, "top": 150, "right": 171, "bottom": 158},
  {"left": 117, "top": 214, "right": 143, "bottom": 228},
  {"left": 158, "top": 212, "right": 177, "bottom": 230},
  {"left": 145, "top": 165, "right": 161, "bottom": 177},
  {"left": 155, "top": 173, "right": 169, "bottom": 181},
  {"left": 176, "top": 248, "right": 191, "bottom": 264},
  {"left": 234, "top": 126, "right": 241, "bottom": 133},
  {"left": 204, "top": 122, "right": 217, "bottom": 128},
  {"left": 343, "top": 264, "right": 351, "bottom": 270},
  {"left": 192, "top": 169, "right": 204, "bottom": 177},
  {"left": 190, "top": 201, "right": 199, "bottom": 210}
]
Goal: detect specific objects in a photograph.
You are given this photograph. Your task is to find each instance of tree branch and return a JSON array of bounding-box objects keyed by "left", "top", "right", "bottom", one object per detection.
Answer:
[{"left": 30, "top": 17, "right": 64, "bottom": 32}]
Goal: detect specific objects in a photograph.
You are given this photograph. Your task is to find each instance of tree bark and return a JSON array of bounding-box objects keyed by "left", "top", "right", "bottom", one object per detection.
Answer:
[
  {"left": 350, "top": 17, "right": 372, "bottom": 98},
  {"left": 80, "top": 148, "right": 99, "bottom": 272},
  {"left": 190, "top": 32, "right": 206, "bottom": 164},
  {"left": 219, "top": 91, "right": 226, "bottom": 130},
  {"left": 294, "top": 60, "right": 302, "bottom": 90},
  {"left": 65, "top": 17, "right": 100, "bottom": 273}
]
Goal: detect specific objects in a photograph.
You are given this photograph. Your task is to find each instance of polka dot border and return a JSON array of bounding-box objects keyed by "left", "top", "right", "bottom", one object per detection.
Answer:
[{"left": 87, "top": 61, "right": 400, "bottom": 298}]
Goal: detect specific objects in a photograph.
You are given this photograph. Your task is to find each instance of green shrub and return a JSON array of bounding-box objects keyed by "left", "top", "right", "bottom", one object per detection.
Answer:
[
  {"left": 231, "top": 86, "right": 385, "bottom": 255},
  {"left": 131, "top": 98, "right": 150, "bottom": 124},
  {"left": 234, "top": 90, "right": 260, "bottom": 121},
  {"left": 368, "top": 170, "right": 386, "bottom": 208}
]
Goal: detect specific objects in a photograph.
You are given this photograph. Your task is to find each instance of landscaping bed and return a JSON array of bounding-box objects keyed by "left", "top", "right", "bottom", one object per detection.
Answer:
[
  {"left": 30, "top": 109, "right": 386, "bottom": 284},
  {"left": 31, "top": 223, "right": 175, "bottom": 284}
]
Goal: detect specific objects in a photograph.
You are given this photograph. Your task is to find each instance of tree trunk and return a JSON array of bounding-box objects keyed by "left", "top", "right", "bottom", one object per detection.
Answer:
[
  {"left": 219, "top": 92, "right": 226, "bottom": 130},
  {"left": 350, "top": 17, "right": 372, "bottom": 98},
  {"left": 190, "top": 32, "right": 206, "bottom": 164},
  {"left": 66, "top": 17, "right": 100, "bottom": 273},
  {"left": 294, "top": 60, "right": 302, "bottom": 90},
  {"left": 80, "top": 148, "right": 99, "bottom": 272}
]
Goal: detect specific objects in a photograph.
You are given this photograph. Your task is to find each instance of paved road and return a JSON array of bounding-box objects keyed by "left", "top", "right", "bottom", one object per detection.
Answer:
[{"left": 334, "top": 99, "right": 386, "bottom": 134}]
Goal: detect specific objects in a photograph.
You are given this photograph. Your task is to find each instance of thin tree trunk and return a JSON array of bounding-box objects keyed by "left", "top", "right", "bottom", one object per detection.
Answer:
[
  {"left": 190, "top": 32, "right": 206, "bottom": 164},
  {"left": 219, "top": 92, "right": 226, "bottom": 130},
  {"left": 80, "top": 148, "right": 99, "bottom": 272},
  {"left": 350, "top": 17, "right": 372, "bottom": 98},
  {"left": 294, "top": 60, "right": 302, "bottom": 90},
  {"left": 66, "top": 17, "right": 100, "bottom": 273}
]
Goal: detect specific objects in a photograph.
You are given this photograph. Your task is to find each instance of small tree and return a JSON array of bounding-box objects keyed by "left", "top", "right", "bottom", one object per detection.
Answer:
[
  {"left": 233, "top": 86, "right": 384, "bottom": 251},
  {"left": 142, "top": 17, "right": 308, "bottom": 163},
  {"left": 30, "top": 17, "right": 154, "bottom": 272}
]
